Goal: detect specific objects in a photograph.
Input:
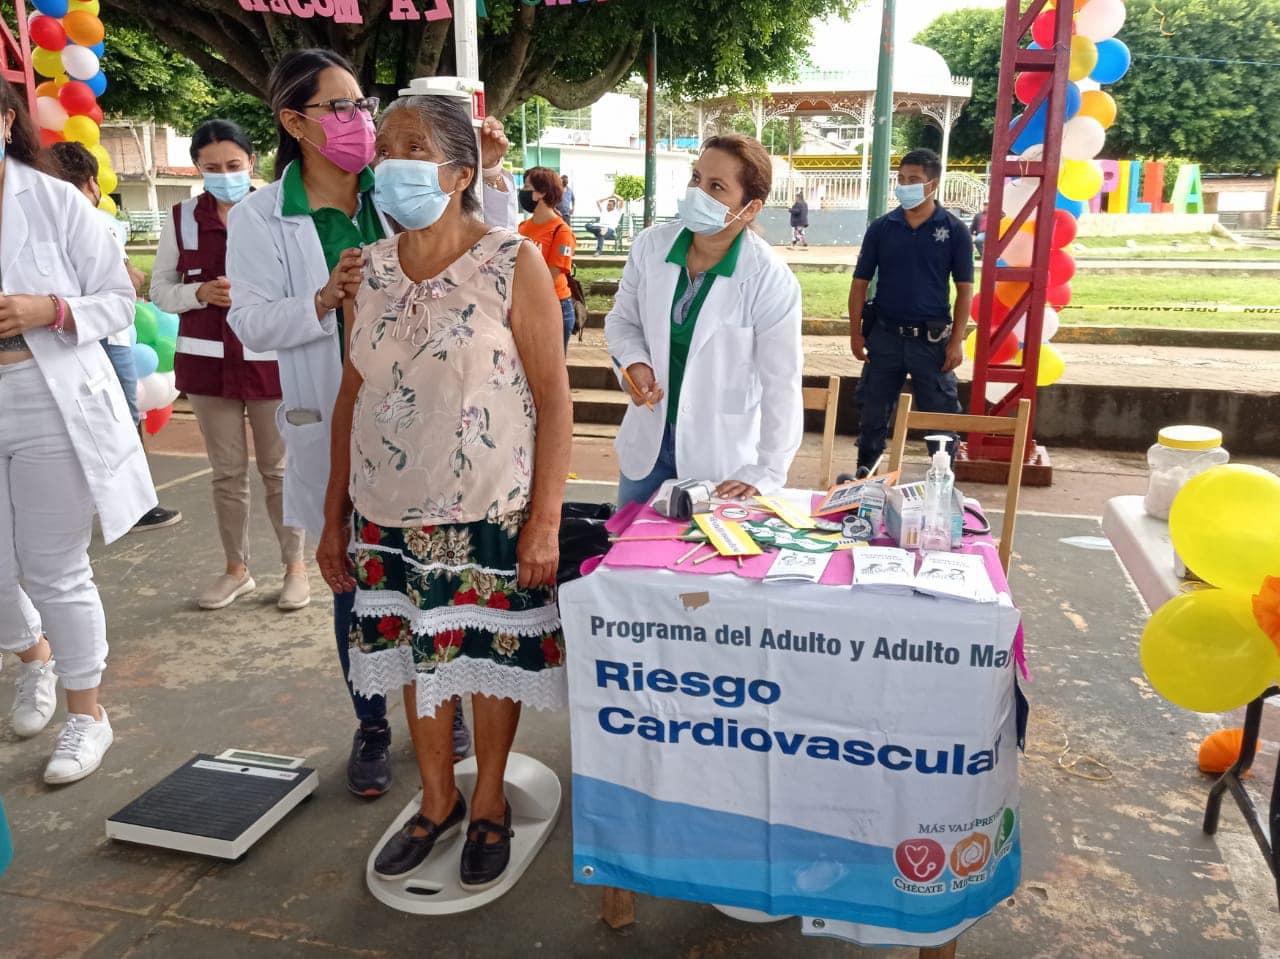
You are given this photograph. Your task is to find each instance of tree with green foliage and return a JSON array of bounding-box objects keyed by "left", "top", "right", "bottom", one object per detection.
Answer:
[
  {"left": 99, "top": 0, "right": 854, "bottom": 122},
  {"left": 917, "top": 0, "right": 1280, "bottom": 171},
  {"left": 612, "top": 173, "right": 645, "bottom": 202}
]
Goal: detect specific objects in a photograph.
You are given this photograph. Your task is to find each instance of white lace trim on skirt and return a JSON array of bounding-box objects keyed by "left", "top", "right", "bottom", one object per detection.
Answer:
[
  {"left": 348, "top": 646, "right": 567, "bottom": 718},
  {"left": 348, "top": 540, "right": 516, "bottom": 578},
  {"left": 353, "top": 589, "right": 560, "bottom": 637}
]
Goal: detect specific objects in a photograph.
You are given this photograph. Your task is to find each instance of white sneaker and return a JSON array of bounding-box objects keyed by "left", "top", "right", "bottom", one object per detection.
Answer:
[
  {"left": 44, "top": 708, "right": 113, "bottom": 785},
  {"left": 198, "top": 572, "right": 256, "bottom": 610},
  {"left": 10, "top": 656, "right": 58, "bottom": 738}
]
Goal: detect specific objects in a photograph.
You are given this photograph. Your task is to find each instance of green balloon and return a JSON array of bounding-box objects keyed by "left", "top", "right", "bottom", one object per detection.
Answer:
[
  {"left": 154, "top": 335, "right": 176, "bottom": 374},
  {"left": 133, "top": 301, "right": 159, "bottom": 347}
]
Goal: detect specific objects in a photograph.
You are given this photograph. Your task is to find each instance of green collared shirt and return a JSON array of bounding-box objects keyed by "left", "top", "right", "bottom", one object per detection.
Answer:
[
  {"left": 280, "top": 160, "right": 385, "bottom": 355},
  {"left": 665, "top": 227, "right": 744, "bottom": 424}
]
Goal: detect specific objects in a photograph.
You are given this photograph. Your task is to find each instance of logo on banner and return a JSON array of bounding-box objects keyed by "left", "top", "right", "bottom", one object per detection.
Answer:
[
  {"left": 949, "top": 832, "right": 992, "bottom": 878},
  {"left": 894, "top": 838, "right": 946, "bottom": 883}
]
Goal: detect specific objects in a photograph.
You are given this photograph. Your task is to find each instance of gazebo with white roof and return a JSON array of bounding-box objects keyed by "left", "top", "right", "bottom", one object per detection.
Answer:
[{"left": 694, "top": 39, "right": 974, "bottom": 208}]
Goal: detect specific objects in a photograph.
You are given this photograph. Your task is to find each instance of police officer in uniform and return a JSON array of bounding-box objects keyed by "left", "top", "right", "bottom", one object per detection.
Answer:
[{"left": 847, "top": 148, "right": 974, "bottom": 478}]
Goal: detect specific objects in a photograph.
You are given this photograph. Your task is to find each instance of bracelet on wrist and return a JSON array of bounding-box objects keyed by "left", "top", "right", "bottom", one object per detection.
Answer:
[{"left": 48, "top": 295, "right": 67, "bottom": 336}]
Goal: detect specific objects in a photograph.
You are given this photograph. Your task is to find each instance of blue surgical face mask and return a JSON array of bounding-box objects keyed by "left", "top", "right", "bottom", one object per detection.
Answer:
[
  {"left": 373, "top": 158, "right": 457, "bottom": 231},
  {"left": 203, "top": 170, "right": 252, "bottom": 204},
  {"left": 895, "top": 182, "right": 931, "bottom": 210},
  {"left": 677, "top": 186, "right": 747, "bottom": 236}
]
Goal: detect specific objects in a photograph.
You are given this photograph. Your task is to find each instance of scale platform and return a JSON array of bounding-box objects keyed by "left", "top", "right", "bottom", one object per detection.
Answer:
[
  {"left": 106, "top": 750, "right": 318, "bottom": 860},
  {"left": 366, "top": 752, "right": 560, "bottom": 915}
]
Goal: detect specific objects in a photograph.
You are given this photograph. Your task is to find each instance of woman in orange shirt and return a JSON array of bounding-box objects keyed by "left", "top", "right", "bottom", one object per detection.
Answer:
[{"left": 518, "top": 166, "right": 577, "bottom": 351}]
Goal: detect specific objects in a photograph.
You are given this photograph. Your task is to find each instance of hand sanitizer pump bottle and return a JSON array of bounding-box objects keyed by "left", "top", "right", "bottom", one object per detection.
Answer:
[{"left": 919, "top": 435, "right": 955, "bottom": 552}]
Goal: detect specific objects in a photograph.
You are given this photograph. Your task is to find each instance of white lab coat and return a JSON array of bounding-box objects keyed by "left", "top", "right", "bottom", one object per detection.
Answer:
[
  {"left": 3, "top": 160, "right": 156, "bottom": 543},
  {"left": 226, "top": 170, "right": 519, "bottom": 538},
  {"left": 605, "top": 221, "right": 804, "bottom": 494}
]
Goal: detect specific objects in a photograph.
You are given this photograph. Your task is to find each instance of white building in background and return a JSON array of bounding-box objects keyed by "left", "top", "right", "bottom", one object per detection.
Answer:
[
  {"left": 100, "top": 121, "right": 203, "bottom": 214},
  {"left": 525, "top": 93, "right": 696, "bottom": 218}
]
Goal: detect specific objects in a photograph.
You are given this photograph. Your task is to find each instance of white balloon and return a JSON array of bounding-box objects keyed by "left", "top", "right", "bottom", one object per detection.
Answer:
[
  {"left": 1076, "top": 77, "right": 1101, "bottom": 94},
  {"left": 162, "top": 371, "right": 180, "bottom": 406},
  {"left": 1003, "top": 228, "right": 1035, "bottom": 267},
  {"left": 61, "top": 45, "right": 100, "bottom": 82},
  {"left": 985, "top": 382, "right": 1015, "bottom": 406},
  {"left": 1014, "top": 306, "right": 1060, "bottom": 342},
  {"left": 1002, "top": 177, "right": 1040, "bottom": 219},
  {"left": 137, "top": 373, "right": 167, "bottom": 413},
  {"left": 36, "top": 95, "right": 67, "bottom": 132},
  {"left": 1061, "top": 116, "right": 1107, "bottom": 161},
  {"left": 1076, "top": 0, "right": 1127, "bottom": 42}
]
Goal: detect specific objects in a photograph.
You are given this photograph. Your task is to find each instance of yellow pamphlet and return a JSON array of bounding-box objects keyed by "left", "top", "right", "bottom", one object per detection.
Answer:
[{"left": 693, "top": 513, "right": 763, "bottom": 557}]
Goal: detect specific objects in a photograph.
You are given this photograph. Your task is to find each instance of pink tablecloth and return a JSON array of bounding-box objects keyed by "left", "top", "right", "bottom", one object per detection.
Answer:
[{"left": 596, "top": 497, "right": 1029, "bottom": 677}]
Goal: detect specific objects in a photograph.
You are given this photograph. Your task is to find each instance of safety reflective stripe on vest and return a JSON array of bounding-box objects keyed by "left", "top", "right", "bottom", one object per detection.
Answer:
[{"left": 177, "top": 336, "right": 277, "bottom": 364}]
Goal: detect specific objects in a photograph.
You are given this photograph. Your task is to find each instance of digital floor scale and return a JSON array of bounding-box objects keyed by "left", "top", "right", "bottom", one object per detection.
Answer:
[{"left": 105, "top": 750, "right": 318, "bottom": 860}]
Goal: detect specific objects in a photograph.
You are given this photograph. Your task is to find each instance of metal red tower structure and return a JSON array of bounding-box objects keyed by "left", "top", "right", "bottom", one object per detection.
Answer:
[
  {"left": 960, "top": 0, "right": 1075, "bottom": 488},
  {"left": 0, "top": 0, "right": 35, "bottom": 114}
]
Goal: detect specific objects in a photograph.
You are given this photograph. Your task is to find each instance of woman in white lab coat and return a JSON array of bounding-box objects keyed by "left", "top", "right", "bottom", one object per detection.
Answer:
[
  {"left": 226, "top": 49, "right": 518, "bottom": 800},
  {"left": 606, "top": 134, "right": 804, "bottom": 506},
  {"left": 0, "top": 77, "right": 153, "bottom": 784}
]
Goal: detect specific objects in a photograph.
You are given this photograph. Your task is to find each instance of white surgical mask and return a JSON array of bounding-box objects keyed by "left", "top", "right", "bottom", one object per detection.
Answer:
[
  {"left": 203, "top": 170, "right": 252, "bottom": 204},
  {"left": 677, "top": 186, "right": 747, "bottom": 236},
  {"left": 373, "top": 158, "right": 456, "bottom": 231}
]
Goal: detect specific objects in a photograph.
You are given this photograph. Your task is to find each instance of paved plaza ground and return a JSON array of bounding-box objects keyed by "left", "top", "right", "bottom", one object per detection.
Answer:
[{"left": 2, "top": 436, "right": 1278, "bottom": 958}]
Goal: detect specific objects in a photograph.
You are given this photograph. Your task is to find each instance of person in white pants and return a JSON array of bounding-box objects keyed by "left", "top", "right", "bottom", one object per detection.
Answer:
[{"left": 0, "top": 78, "right": 154, "bottom": 784}]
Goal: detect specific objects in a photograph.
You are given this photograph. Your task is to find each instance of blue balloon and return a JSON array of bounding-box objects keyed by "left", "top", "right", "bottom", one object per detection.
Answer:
[
  {"left": 1010, "top": 108, "right": 1046, "bottom": 155},
  {"left": 155, "top": 310, "right": 180, "bottom": 341},
  {"left": 32, "top": 0, "right": 68, "bottom": 16},
  {"left": 1056, "top": 192, "right": 1086, "bottom": 218},
  {"left": 1091, "top": 38, "right": 1131, "bottom": 85},
  {"left": 89, "top": 42, "right": 105, "bottom": 58},
  {"left": 87, "top": 72, "right": 107, "bottom": 97},
  {"left": 1064, "top": 82, "right": 1082, "bottom": 121},
  {"left": 132, "top": 342, "right": 159, "bottom": 380}
]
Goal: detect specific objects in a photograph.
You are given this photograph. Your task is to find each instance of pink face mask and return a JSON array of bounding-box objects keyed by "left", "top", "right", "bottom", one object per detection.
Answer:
[{"left": 301, "top": 110, "right": 376, "bottom": 174}]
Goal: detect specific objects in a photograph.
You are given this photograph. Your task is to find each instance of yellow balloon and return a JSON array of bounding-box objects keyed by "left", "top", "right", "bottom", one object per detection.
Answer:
[
  {"left": 1069, "top": 36, "right": 1099, "bottom": 82},
  {"left": 98, "top": 194, "right": 117, "bottom": 215},
  {"left": 31, "top": 46, "right": 63, "bottom": 79},
  {"left": 1079, "top": 90, "right": 1117, "bottom": 129},
  {"left": 1059, "top": 158, "right": 1103, "bottom": 201},
  {"left": 97, "top": 165, "right": 117, "bottom": 195},
  {"left": 1036, "top": 343, "right": 1066, "bottom": 387},
  {"left": 89, "top": 143, "right": 111, "bottom": 170},
  {"left": 963, "top": 330, "right": 978, "bottom": 361},
  {"left": 1141, "top": 589, "right": 1278, "bottom": 713},
  {"left": 1168, "top": 464, "right": 1280, "bottom": 593},
  {"left": 69, "top": 0, "right": 101, "bottom": 12},
  {"left": 62, "top": 114, "right": 100, "bottom": 147}
]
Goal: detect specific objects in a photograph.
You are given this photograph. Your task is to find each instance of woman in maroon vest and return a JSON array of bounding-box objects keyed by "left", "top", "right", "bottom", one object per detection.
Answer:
[{"left": 151, "top": 119, "right": 309, "bottom": 612}]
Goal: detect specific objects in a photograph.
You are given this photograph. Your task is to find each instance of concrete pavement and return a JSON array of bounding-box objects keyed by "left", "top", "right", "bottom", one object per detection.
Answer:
[{"left": 1, "top": 445, "right": 1277, "bottom": 958}]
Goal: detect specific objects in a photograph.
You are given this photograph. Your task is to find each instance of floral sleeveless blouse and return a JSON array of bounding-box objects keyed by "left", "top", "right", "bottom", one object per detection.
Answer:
[{"left": 348, "top": 228, "right": 536, "bottom": 528}]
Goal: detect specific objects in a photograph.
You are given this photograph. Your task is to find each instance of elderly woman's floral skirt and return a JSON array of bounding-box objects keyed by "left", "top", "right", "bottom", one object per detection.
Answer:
[{"left": 346, "top": 510, "right": 565, "bottom": 718}]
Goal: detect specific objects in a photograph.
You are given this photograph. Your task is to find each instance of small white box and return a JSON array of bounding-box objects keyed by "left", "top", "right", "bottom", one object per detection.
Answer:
[{"left": 885, "top": 482, "right": 964, "bottom": 549}]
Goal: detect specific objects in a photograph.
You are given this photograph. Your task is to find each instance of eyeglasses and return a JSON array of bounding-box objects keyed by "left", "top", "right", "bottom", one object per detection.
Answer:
[{"left": 303, "top": 97, "right": 380, "bottom": 123}]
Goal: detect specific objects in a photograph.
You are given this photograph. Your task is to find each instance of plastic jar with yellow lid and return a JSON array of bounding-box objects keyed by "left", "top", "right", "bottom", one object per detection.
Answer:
[{"left": 1144, "top": 425, "right": 1229, "bottom": 519}]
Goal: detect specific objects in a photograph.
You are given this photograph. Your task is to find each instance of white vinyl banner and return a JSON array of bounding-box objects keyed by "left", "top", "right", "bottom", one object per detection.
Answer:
[{"left": 561, "top": 566, "right": 1022, "bottom": 947}]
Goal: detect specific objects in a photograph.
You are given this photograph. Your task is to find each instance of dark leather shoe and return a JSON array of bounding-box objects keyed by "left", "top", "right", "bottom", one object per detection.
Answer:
[
  {"left": 347, "top": 720, "right": 392, "bottom": 798},
  {"left": 459, "top": 802, "right": 514, "bottom": 889},
  {"left": 374, "top": 793, "right": 467, "bottom": 878}
]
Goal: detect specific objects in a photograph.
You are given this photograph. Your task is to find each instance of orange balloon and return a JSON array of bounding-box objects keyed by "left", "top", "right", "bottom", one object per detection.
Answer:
[
  {"left": 995, "top": 281, "right": 1029, "bottom": 308},
  {"left": 1197, "top": 728, "right": 1244, "bottom": 775},
  {"left": 63, "top": 11, "right": 105, "bottom": 47},
  {"left": 1079, "top": 90, "right": 1118, "bottom": 129},
  {"left": 35, "top": 80, "right": 58, "bottom": 99}
]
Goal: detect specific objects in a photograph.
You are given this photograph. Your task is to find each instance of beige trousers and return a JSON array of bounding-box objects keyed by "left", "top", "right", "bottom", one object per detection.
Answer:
[{"left": 187, "top": 394, "right": 305, "bottom": 568}]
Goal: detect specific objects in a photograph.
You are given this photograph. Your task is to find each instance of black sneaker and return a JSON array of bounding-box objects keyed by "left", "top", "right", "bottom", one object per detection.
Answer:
[
  {"left": 132, "top": 506, "right": 182, "bottom": 532},
  {"left": 835, "top": 467, "right": 873, "bottom": 485},
  {"left": 347, "top": 719, "right": 392, "bottom": 798}
]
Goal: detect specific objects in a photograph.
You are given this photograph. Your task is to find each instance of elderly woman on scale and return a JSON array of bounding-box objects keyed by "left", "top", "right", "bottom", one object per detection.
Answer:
[
  {"left": 227, "top": 50, "right": 518, "bottom": 801},
  {"left": 317, "top": 92, "right": 572, "bottom": 888}
]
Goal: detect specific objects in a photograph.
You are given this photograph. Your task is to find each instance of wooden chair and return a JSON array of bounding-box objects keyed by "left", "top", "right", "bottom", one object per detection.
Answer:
[
  {"left": 886, "top": 392, "right": 1031, "bottom": 573},
  {"left": 803, "top": 376, "right": 842, "bottom": 490}
]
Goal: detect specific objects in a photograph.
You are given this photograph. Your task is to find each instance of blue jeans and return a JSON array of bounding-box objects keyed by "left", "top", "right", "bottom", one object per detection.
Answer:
[
  {"left": 560, "top": 297, "right": 575, "bottom": 351},
  {"left": 617, "top": 422, "right": 679, "bottom": 507},
  {"left": 586, "top": 223, "right": 616, "bottom": 254},
  {"left": 102, "top": 342, "right": 140, "bottom": 424},
  {"left": 334, "top": 589, "right": 387, "bottom": 724}
]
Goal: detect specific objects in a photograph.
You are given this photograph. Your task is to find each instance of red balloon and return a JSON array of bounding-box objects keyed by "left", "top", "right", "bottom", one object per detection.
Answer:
[
  {"left": 991, "top": 332, "right": 1020, "bottom": 365},
  {"left": 38, "top": 127, "right": 64, "bottom": 147},
  {"left": 58, "top": 80, "right": 97, "bottom": 116},
  {"left": 1047, "top": 281, "right": 1072, "bottom": 309},
  {"left": 1014, "top": 71, "right": 1049, "bottom": 106},
  {"left": 1047, "top": 248, "right": 1077, "bottom": 287},
  {"left": 87, "top": 103, "right": 103, "bottom": 126},
  {"left": 1050, "top": 209, "right": 1079, "bottom": 249},
  {"left": 145, "top": 405, "right": 174, "bottom": 436},
  {"left": 1031, "top": 10, "right": 1058, "bottom": 49},
  {"left": 970, "top": 292, "right": 1012, "bottom": 326},
  {"left": 30, "top": 16, "right": 67, "bottom": 52}
]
